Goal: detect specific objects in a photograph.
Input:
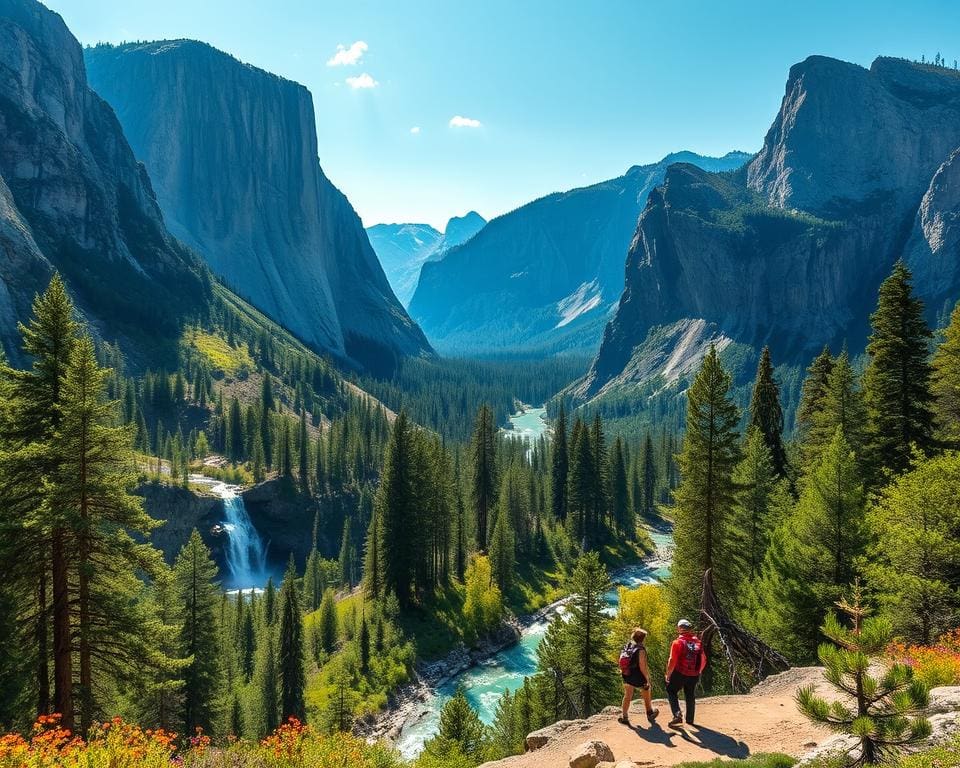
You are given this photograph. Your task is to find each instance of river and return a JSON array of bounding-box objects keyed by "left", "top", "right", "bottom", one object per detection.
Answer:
[{"left": 394, "top": 406, "right": 673, "bottom": 758}]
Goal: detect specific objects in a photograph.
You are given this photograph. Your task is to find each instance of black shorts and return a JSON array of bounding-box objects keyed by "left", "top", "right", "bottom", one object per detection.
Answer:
[{"left": 623, "top": 670, "right": 647, "bottom": 688}]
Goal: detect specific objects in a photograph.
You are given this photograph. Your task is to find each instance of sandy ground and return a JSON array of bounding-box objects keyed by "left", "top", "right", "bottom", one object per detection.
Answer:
[{"left": 482, "top": 668, "right": 835, "bottom": 767}]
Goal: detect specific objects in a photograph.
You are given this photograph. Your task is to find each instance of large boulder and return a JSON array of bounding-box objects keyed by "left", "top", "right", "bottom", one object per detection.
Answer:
[
  {"left": 526, "top": 720, "right": 581, "bottom": 751},
  {"left": 568, "top": 739, "right": 614, "bottom": 768}
]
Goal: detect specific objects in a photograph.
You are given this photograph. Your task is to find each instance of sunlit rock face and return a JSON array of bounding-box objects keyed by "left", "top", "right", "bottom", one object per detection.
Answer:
[
  {"left": 577, "top": 56, "right": 960, "bottom": 401},
  {"left": 85, "top": 40, "right": 432, "bottom": 371}
]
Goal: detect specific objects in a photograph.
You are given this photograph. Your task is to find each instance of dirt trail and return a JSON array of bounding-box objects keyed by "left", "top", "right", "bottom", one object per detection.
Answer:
[{"left": 482, "top": 668, "right": 834, "bottom": 767}]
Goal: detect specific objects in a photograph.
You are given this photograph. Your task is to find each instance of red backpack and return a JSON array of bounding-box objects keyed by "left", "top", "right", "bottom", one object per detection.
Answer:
[
  {"left": 676, "top": 635, "right": 703, "bottom": 676},
  {"left": 618, "top": 643, "right": 639, "bottom": 675}
]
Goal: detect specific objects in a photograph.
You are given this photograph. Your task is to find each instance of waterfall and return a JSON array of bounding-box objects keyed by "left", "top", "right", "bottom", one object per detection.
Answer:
[{"left": 216, "top": 483, "right": 268, "bottom": 589}]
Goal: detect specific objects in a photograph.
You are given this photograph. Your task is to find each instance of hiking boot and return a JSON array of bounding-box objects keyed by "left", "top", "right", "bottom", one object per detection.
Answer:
[
  {"left": 617, "top": 715, "right": 631, "bottom": 726},
  {"left": 646, "top": 708, "right": 659, "bottom": 722},
  {"left": 668, "top": 714, "right": 683, "bottom": 728}
]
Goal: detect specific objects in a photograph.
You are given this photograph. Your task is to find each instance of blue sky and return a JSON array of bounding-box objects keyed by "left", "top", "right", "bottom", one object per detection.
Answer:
[{"left": 50, "top": 0, "right": 960, "bottom": 230}]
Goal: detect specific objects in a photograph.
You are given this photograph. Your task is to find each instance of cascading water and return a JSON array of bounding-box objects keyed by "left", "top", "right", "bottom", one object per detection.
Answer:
[{"left": 215, "top": 482, "right": 269, "bottom": 590}]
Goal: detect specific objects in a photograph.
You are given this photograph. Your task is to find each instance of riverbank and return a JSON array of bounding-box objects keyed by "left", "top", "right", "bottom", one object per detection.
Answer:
[{"left": 362, "top": 523, "right": 672, "bottom": 756}]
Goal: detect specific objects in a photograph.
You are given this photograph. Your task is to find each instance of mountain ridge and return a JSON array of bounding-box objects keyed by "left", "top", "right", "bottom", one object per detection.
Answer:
[
  {"left": 84, "top": 38, "right": 433, "bottom": 372},
  {"left": 408, "top": 151, "right": 751, "bottom": 356}
]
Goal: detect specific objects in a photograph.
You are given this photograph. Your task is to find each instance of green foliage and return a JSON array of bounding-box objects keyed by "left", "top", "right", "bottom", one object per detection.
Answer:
[
  {"left": 932, "top": 300, "right": 960, "bottom": 447},
  {"left": 807, "top": 348, "right": 867, "bottom": 467},
  {"left": 278, "top": 559, "right": 306, "bottom": 721},
  {"left": 471, "top": 405, "right": 497, "bottom": 552},
  {"left": 863, "top": 261, "right": 935, "bottom": 481},
  {"left": 749, "top": 346, "right": 789, "bottom": 479},
  {"left": 675, "top": 756, "right": 796, "bottom": 768},
  {"left": 427, "top": 685, "right": 486, "bottom": 761},
  {"left": 864, "top": 451, "right": 960, "bottom": 644},
  {"left": 797, "top": 588, "right": 931, "bottom": 767},
  {"left": 463, "top": 555, "right": 504, "bottom": 642},
  {"left": 173, "top": 530, "right": 224, "bottom": 735},
  {"left": 670, "top": 345, "right": 741, "bottom": 617}
]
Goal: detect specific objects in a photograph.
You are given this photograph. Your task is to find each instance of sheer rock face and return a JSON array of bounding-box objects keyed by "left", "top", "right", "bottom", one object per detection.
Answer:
[
  {"left": 84, "top": 40, "right": 432, "bottom": 370},
  {"left": 365, "top": 223, "right": 442, "bottom": 307},
  {"left": 408, "top": 151, "right": 750, "bottom": 356},
  {"left": 578, "top": 56, "right": 960, "bottom": 401},
  {"left": 0, "top": 0, "right": 209, "bottom": 365}
]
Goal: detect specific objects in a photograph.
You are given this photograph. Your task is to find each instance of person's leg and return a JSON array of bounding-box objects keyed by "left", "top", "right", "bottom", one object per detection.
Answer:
[
  {"left": 640, "top": 685, "right": 657, "bottom": 718},
  {"left": 683, "top": 675, "right": 698, "bottom": 724},
  {"left": 620, "top": 684, "right": 634, "bottom": 720},
  {"left": 666, "top": 673, "right": 682, "bottom": 720}
]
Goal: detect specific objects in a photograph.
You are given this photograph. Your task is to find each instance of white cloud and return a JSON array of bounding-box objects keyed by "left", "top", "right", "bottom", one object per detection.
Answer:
[
  {"left": 327, "top": 41, "right": 368, "bottom": 67},
  {"left": 449, "top": 115, "right": 482, "bottom": 128},
  {"left": 345, "top": 73, "right": 378, "bottom": 89},
  {"left": 410, "top": 126, "right": 421, "bottom": 134}
]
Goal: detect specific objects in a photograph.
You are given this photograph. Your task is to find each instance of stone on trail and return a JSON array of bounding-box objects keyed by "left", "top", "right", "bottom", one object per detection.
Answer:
[{"left": 569, "top": 739, "right": 615, "bottom": 768}]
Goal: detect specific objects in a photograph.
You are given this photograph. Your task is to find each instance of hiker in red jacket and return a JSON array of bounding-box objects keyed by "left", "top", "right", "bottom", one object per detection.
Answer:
[{"left": 664, "top": 619, "right": 706, "bottom": 728}]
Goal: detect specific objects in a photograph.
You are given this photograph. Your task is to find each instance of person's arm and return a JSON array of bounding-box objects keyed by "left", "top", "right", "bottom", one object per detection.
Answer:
[
  {"left": 665, "top": 639, "right": 677, "bottom": 681},
  {"left": 699, "top": 641, "right": 708, "bottom": 674}
]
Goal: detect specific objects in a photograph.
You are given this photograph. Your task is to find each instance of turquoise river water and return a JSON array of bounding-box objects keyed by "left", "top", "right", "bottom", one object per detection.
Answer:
[{"left": 394, "top": 406, "right": 673, "bottom": 758}]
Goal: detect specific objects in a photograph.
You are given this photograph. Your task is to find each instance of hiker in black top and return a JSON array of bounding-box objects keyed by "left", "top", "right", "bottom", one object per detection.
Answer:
[{"left": 618, "top": 627, "right": 659, "bottom": 726}]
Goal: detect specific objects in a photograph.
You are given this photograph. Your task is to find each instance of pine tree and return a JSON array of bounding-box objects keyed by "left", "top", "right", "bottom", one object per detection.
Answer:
[
  {"left": 609, "top": 436, "right": 633, "bottom": 538},
  {"left": 470, "top": 405, "right": 497, "bottom": 551},
  {"left": 489, "top": 506, "right": 516, "bottom": 593},
  {"left": 864, "top": 452, "right": 960, "bottom": 644},
  {"left": 358, "top": 614, "right": 370, "bottom": 674},
  {"left": 588, "top": 415, "right": 608, "bottom": 542},
  {"left": 317, "top": 588, "right": 338, "bottom": 655},
  {"left": 278, "top": 558, "right": 306, "bottom": 721},
  {"left": 566, "top": 418, "right": 592, "bottom": 545},
  {"left": 428, "top": 685, "right": 486, "bottom": 760},
  {"left": 807, "top": 347, "right": 867, "bottom": 465},
  {"left": 863, "top": 261, "right": 934, "bottom": 478},
  {"left": 138, "top": 567, "right": 189, "bottom": 731},
  {"left": 174, "top": 530, "right": 224, "bottom": 736},
  {"left": 297, "top": 409, "right": 310, "bottom": 493},
  {"left": 670, "top": 346, "right": 741, "bottom": 616},
  {"left": 797, "top": 587, "right": 930, "bottom": 766},
  {"left": 49, "top": 335, "right": 164, "bottom": 733},
  {"left": 256, "top": 631, "right": 279, "bottom": 736},
  {"left": 323, "top": 665, "right": 356, "bottom": 734},
  {"left": 750, "top": 429, "right": 867, "bottom": 660},
  {"left": 796, "top": 346, "right": 834, "bottom": 441},
  {"left": 376, "top": 411, "right": 417, "bottom": 605},
  {"left": 748, "top": 346, "right": 789, "bottom": 479},
  {"left": 339, "top": 520, "right": 356, "bottom": 588},
  {"left": 0, "top": 275, "right": 77, "bottom": 724},
  {"left": 562, "top": 552, "right": 617, "bottom": 716},
  {"left": 362, "top": 507, "right": 382, "bottom": 599},
  {"left": 932, "top": 300, "right": 960, "bottom": 446},
  {"left": 551, "top": 405, "right": 568, "bottom": 522},
  {"left": 641, "top": 433, "right": 656, "bottom": 518},
  {"left": 731, "top": 427, "right": 782, "bottom": 583}
]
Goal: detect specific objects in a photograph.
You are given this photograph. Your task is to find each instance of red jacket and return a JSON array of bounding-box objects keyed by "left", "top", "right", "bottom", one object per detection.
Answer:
[{"left": 669, "top": 632, "right": 706, "bottom": 676}]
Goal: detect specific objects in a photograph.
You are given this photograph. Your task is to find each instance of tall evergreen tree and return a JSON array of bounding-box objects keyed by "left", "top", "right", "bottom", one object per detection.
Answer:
[
  {"left": 566, "top": 418, "right": 592, "bottom": 545},
  {"left": 489, "top": 506, "right": 516, "bottom": 593},
  {"left": 551, "top": 405, "right": 568, "bottom": 523},
  {"left": 376, "top": 411, "right": 417, "bottom": 605},
  {"left": 0, "top": 275, "right": 77, "bottom": 724},
  {"left": 731, "top": 427, "right": 782, "bottom": 583},
  {"left": 562, "top": 552, "right": 617, "bottom": 716},
  {"left": 863, "top": 261, "right": 934, "bottom": 478},
  {"left": 641, "top": 433, "right": 656, "bottom": 518},
  {"left": 808, "top": 347, "right": 867, "bottom": 464},
  {"left": 748, "top": 346, "right": 789, "bottom": 479},
  {"left": 609, "top": 436, "right": 632, "bottom": 538},
  {"left": 470, "top": 405, "right": 497, "bottom": 551},
  {"left": 278, "top": 558, "right": 306, "bottom": 721},
  {"left": 49, "top": 335, "right": 163, "bottom": 733},
  {"left": 670, "top": 346, "right": 741, "bottom": 616},
  {"left": 174, "top": 530, "right": 224, "bottom": 736},
  {"left": 796, "top": 346, "right": 834, "bottom": 441},
  {"left": 932, "top": 300, "right": 960, "bottom": 447}
]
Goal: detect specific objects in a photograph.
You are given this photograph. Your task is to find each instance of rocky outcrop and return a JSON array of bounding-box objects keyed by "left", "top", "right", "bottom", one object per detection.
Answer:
[
  {"left": 84, "top": 40, "right": 432, "bottom": 371},
  {"left": 0, "top": 0, "right": 210, "bottom": 366},
  {"left": 579, "top": 57, "right": 960, "bottom": 401},
  {"left": 138, "top": 482, "right": 222, "bottom": 564},
  {"left": 431, "top": 211, "right": 486, "bottom": 259},
  {"left": 409, "top": 152, "right": 750, "bottom": 356},
  {"left": 568, "top": 740, "right": 614, "bottom": 768}
]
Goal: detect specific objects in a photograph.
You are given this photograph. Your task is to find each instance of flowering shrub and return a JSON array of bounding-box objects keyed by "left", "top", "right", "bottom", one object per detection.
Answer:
[
  {"left": 0, "top": 716, "right": 401, "bottom": 768},
  {"left": 888, "top": 629, "right": 960, "bottom": 688}
]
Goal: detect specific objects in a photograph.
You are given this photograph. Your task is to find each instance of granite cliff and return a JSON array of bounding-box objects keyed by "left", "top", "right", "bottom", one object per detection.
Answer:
[
  {"left": 0, "top": 0, "right": 210, "bottom": 365},
  {"left": 85, "top": 40, "right": 432, "bottom": 371},
  {"left": 577, "top": 56, "right": 960, "bottom": 401}
]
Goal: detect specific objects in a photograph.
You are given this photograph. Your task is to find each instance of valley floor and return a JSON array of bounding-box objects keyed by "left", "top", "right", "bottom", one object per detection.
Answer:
[{"left": 480, "top": 667, "right": 833, "bottom": 768}]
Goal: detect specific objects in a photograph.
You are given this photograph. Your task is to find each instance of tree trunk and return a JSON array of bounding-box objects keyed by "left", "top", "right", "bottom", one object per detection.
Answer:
[
  {"left": 36, "top": 571, "right": 49, "bottom": 716},
  {"left": 51, "top": 529, "right": 73, "bottom": 730}
]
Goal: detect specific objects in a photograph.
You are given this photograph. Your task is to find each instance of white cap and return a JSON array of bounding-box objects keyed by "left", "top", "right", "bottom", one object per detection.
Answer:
[{"left": 677, "top": 618, "right": 693, "bottom": 630}]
